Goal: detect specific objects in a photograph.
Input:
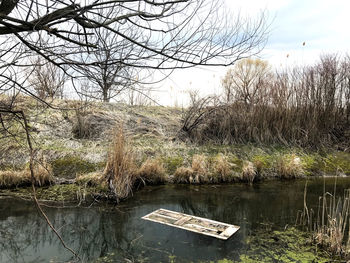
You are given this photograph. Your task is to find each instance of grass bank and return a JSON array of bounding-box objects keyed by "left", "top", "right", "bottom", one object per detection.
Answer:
[
  {"left": 1, "top": 143, "right": 349, "bottom": 202},
  {"left": 0, "top": 97, "right": 349, "bottom": 202}
]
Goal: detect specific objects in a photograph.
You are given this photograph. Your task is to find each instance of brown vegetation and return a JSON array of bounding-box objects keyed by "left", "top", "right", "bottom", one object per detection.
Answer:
[
  {"left": 182, "top": 55, "right": 350, "bottom": 148},
  {"left": 241, "top": 161, "right": 256, "bottom": 184},
  {"left": 76, "top": 172, "right": 103, "bottom": 187},
  {"left": 173, "top": 154, "right": 209, "bottom": 184},
  {"left": 173, "top": 167, "right": 195, "bottom": 184},
  {"left": 103, "top": 127, "right": 138, "bottom": 199},
  {"left": 298, "top": 181, "right": 350, "bottom": 259},
  {"left": 0, "top": 161, "right": 53, "bottom": 188},
  {"left": 212, "top": 154, "right": 232, "bottom": 182},
  {"left": 138, "top": 158, "right": 166, "bottom": 185},
  {"left": 276, "top": 154, "right": 303, "bottom": 179},
  {"left": 191, "top": 154, "right": 209, "bottom": 183}
]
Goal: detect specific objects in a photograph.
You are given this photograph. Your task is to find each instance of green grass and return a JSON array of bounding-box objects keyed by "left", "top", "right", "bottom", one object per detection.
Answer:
[
  {"left": 162, "top": 156, "right": 184, "bottom": 175},
  {"left": 51, "top": 156, "right": 104, "bottom": 179}
]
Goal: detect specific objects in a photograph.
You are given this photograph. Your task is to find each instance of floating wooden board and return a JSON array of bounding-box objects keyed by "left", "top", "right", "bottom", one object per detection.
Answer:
[{"left": 142, "top": 208, "right": 239, "bottom": 240}]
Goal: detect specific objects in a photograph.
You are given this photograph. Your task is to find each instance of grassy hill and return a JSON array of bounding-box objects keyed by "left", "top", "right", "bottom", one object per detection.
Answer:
[{"left": 0, "top": 96, "right": 349, "bottom": 193}]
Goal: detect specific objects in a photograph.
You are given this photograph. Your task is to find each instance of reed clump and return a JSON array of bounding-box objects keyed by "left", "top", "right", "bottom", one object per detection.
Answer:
[
  {"left": 298, "top": 180, "right": 350, "bottom": 258},
  {"left": 191, "top": 154, "right": 209, "bottom": 183},
  {"left": 138, "top": 158, "right": 166, "bottom": 185},
  {"left": 103, "top": 127, "right": 138, "bottom": 199},
  {"left": 173, "top": 154, "right": 209, "bottom": 184}
]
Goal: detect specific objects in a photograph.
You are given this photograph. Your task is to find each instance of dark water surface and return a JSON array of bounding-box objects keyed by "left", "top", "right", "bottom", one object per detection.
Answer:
[{"left": 1, "top": 177, "right": 350, "bottom": 262}]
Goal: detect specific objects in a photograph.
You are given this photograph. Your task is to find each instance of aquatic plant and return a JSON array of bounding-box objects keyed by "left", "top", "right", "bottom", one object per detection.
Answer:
[
  {"left": 298, "top": 179, "right": 350, "bottom": 258},
  {"left": 240, "top": 227, "right": 331, "bottom": 262}
]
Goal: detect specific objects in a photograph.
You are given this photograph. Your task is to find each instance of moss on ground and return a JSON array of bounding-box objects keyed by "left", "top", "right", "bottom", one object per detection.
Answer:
[
  {"left": 51, "top": 156, "right": 104, "bottom": 179},
  {"left": 36, "top": 184, "right": 82, "bottom": 201},
  {"left": 162, "top": 156, "right": 184, "bottom": 175},
  {"left": 320, "top": 152, "right": 350, "bottom": 175}
]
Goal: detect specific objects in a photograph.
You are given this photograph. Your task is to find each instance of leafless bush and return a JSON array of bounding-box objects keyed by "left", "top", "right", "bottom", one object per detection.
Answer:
[
  {"left": 28, "top": 58, "right": 67, "bottom": 100},
  {"left": 181, "top": 55, "right": 350, "bottom": 148},
  {"left": 181, "top": 95, "right": 219, "bottom": 139}
]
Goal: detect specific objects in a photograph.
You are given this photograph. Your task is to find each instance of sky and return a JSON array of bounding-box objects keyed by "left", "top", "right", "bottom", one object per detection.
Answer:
[{"left": 154, "top": 0, "right": 350, "bottom": 107}]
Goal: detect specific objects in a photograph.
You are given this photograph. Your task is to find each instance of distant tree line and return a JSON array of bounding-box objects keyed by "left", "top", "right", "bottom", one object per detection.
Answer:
[{"left": 182, "top": 55, "right": 350, "bottom": 148}]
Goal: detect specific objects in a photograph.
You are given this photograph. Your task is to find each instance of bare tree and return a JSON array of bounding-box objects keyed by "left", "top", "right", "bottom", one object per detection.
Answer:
[
  {"left": 0, "top": 0, "right": 268, "bottom": 108},
  {"left": 74, "top": 29, "right": 141, "bottom": 102},
  {"left": 0, "top": 1, "right": 269, "bottom": 259},
  {"left": 187, "top": 88, "right": 200, "bottom": 105},
  {"left": 28, "top": 58, "right": 67, "bottom": 100},
  {"left": 221, "top": 58, "right": 272, "bottom": 105}
]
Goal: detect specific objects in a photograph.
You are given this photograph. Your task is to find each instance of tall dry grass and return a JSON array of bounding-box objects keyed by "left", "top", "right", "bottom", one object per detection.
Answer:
[
  {"left": 241, "top": 161, "right": 256, "bottom": 184},
  {"left": 138, "top": 158, "right": 166, "bottom": 184},
  {"left": 212, "top": 154, "right": 232, "bottom": 182},
  {"left": 298, "top": 180, "right": 350, "bottom": 258},
  {"left": 173, "top": 154, "right": 208, "bottom": 184},
  {"left": 103, "top": 127, "right": 137, "bottom": 199},
  {"left": 191, "top": 154, "right": 208, "bottom": 183},
  {"left": 276, "top": 154, "right": 303, "bottom": 179},
  {"left": 182, "top": 55, "right": 350, "bottom": 148},
  {"left": 173, "top": 167, "right": 194, "bottom": 184},
  {"left": 0, "top": 162, "right": 53, "bottom": 188}
]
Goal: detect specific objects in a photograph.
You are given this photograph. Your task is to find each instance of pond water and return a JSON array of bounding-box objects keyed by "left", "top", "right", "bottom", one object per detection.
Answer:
[{"left": 1, "top": 177, "right": 350, "bottom": 263}]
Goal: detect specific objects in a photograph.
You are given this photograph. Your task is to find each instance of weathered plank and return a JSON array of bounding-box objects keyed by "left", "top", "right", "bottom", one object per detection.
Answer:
[{"left": 142, "top": 208, "right": 240, "bottom": 240}]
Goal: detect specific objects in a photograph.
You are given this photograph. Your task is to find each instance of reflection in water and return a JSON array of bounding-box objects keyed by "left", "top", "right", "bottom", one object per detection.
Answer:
[{"left": 1, "top": 177, "right": 350, "bottom": 262}]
